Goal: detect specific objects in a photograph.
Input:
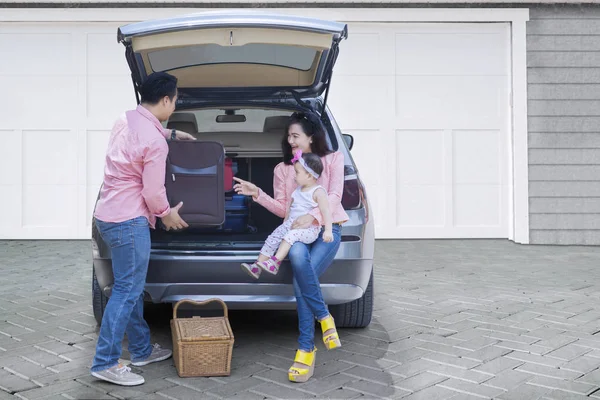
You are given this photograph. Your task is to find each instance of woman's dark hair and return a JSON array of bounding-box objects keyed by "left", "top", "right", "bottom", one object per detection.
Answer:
[
  {"left": 282, "top": 112, "right": 331, "bottom": 164},
  {"left": 301, "top": 153, "right": 324, "bottom": 177},
  {"left": 140, "top": 72, "right": 178, "bottom": 105}
]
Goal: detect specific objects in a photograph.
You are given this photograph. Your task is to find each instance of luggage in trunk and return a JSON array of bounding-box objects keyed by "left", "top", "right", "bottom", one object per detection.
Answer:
[{"left": 164, "top": 140, "right": 225, "bottom": 228}]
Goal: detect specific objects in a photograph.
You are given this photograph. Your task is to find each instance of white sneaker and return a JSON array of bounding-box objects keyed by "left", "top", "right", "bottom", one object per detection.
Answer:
[
  {"left": 131, "top": 343, "right": 173, "bottom": 367},
  {"left": 91, "top": 364, "right": 145, "bottom": 386}
]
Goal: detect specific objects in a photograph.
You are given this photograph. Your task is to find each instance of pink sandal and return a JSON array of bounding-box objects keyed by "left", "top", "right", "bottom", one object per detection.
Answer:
[
  {"left": 258, "top": 257, "right": 282, "bottom": 275},
  {"left": 241, "top": 262, "right": 262, "bottom": 279}
]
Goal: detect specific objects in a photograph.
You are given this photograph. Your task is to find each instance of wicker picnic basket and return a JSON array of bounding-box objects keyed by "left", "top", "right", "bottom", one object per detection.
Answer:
[{"left": 170, "top": 298, "right": 234, "bottom": 377}]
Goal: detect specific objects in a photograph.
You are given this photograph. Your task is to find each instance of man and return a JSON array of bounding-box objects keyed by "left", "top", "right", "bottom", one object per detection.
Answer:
[{"left": 91, "top": 72, "right": 195, "bottom": 386}]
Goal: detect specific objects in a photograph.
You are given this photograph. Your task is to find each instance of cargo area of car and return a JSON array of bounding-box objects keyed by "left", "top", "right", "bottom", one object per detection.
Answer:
[
  {"left": 149, "top": 109, "right": 295, "bottom": 249},
  {"left": 150, "top": 155, "right": 285, "bottom": 249}
]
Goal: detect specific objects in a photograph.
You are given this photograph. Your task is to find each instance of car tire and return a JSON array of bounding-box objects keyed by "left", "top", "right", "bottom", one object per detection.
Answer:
[
  {"left": 330, "top": 268, "right": 374, "bottom": 328},
  {"left": 92, "top": 268, "right": 108, "bottom": 326}
]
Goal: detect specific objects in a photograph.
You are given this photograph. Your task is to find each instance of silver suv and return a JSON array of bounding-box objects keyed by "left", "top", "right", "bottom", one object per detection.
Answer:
[{"left": 91, "top": 11, "right": 375, "bottom": 329}]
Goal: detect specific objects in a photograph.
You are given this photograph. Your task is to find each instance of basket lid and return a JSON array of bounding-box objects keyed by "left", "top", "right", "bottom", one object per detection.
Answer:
[{"left": 175, "top": 317, "right": 232, "bottom": 342}]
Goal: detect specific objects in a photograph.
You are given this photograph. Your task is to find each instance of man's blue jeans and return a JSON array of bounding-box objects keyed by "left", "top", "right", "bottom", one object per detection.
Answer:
[
  {"left": 289, "top": 224, "right": 342, "bottom": 352},
  {"left": 91, "top": 216, "right": 153, "bottom": 372}
]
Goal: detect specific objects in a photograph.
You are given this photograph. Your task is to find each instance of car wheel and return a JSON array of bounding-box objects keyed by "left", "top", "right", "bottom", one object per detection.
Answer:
[
  {"left": 92, "top": 268, "right": 108, "bottom": 326},
  {"left": 330, "top": 268, "right": 374, "bottom": 328}
]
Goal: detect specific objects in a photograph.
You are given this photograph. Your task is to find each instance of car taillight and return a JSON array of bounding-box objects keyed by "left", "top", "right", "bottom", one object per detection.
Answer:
[{"left": 341, "top": 165, "right": 369, "bottom": 221}]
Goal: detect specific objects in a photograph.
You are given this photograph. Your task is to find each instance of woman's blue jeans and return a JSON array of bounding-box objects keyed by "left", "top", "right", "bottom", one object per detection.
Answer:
[{"left": 289, "top": 224, "right": 342, "bottom": 352}]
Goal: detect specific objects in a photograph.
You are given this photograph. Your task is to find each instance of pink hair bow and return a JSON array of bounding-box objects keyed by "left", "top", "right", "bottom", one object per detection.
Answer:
[{"left": 291, "top": 149, "right": 302, "bottom": 163}]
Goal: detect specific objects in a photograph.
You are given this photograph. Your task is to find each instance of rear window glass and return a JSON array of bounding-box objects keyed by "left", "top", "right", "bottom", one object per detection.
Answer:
[
  {"left": 148, "top": 44, "right": 317, "bottom": 72},
  {"left": 192, "top": 108, "right": 292, "bottom": 133}
]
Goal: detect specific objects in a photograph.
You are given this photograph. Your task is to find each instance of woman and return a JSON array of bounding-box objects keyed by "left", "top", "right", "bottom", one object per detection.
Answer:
[{"left": 233, "top": 111, "right": 349, "bottom": 383}]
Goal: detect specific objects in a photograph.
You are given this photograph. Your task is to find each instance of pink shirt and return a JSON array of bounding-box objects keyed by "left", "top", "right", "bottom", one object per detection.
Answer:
[
  {"left": 255, "top": 151, "right": 349, "bottom": 225},
  {"left": 94, "top": 105, "right": 172, "bottom": 229}
]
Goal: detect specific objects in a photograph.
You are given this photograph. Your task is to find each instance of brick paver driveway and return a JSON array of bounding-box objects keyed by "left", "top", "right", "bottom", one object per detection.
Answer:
[{"left": 1, "top": 240, "right": 600, "bottom": 400}]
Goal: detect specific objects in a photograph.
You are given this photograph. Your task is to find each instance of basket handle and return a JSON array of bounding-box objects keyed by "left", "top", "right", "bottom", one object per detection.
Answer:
[{"left": 172, "top": 298, "right": 229, "bottom": 320}]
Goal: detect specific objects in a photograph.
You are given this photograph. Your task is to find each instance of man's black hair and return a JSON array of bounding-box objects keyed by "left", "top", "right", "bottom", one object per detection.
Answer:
[{"left": 140, "top": 72, "right": 178, "bottom": 105}]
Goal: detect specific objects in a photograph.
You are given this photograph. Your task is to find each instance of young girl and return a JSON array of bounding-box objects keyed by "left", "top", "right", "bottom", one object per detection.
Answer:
[{"left": 241, "top": 150, "right": 333, "bottom": 279}]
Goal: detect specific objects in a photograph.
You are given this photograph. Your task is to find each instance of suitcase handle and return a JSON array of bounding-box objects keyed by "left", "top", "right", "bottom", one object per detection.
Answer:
[{"left": 172, "top": 298, "right": 229, "bottom": 320}]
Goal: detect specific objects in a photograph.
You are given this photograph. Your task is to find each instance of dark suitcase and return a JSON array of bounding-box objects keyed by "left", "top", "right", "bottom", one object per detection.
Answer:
[
  {"left": 164, "top": 140, "right": 225, "bottom": 227},
  {"left": 222, "top": 194, "right": 250, "bottom": 233}
]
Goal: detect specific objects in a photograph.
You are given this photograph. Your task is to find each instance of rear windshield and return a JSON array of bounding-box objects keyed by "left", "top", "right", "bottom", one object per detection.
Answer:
[
  {"left": 167, "top": 107, "right": 339, "bottom": 152},
  {"left": 148, "top": 44, "right": 317, "bottom": 72},
  {"left": 191, "top": 108, "right": 293, "bottom": 133}
]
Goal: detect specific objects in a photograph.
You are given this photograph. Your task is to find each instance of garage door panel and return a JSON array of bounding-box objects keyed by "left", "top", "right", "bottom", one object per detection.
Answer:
[
  {"left": 335, "top": 30, "right": 392, "bottom": 76},
  {"left": 87, "top": 75, "right": 136, "bottom": 125},
  {"left": 0, "top": 33, "right": 73, "bottom": 75},
  {"left": 397, "top": 185, "right": 446, "bottom": 227},
  {"left": 395, "top": 29, "right": 507, "bottom": 76},
  {"left": 23, "top": 130, "right": 78, "bottom": 185},
  {"left": 87, "top": 33, "right": 131, "bottom": 76},
  {"left": 395, "top": 76, "right": 505, "bottom": 125},
  {"left": 22, "top": 184, "right": 78, "bottom": 228},
  {"left": 87, "top": 185, "right": 102, "bottom": 229},
  {"left": 0, "top": 131, "right": 21, "bottom": 185},
  {"left": 87, "top": 130, "right": 111, "bottom": 187},
  {"left": 328, "top": 75, "right": 391, "bottom": 130},
  {"left": 453, "top": 130, "right": 502, "bottom": 184},
  {"left": 397, "top": 130, "right": 444, "bottom": 184},
  {"left": 454, "top": 185, "right": 502, "bottom": 226},
  {"left": 0, "top": 185, "right": 22, "bottom": 236},
  {"left": 1, "top": 77, "right": 79, "bottom": 129}
]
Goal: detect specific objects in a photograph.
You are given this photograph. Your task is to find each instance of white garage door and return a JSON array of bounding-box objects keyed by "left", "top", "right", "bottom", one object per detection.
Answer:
[
  {"left": 0, "top": 20, "right": 510, "bottom": 240},
  {"left": 328, "top": 23, "right": 511, "bottom": 239}
]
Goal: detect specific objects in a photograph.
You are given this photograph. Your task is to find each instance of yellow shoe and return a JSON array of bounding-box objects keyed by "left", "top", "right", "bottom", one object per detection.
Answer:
[
  {"left": 288, "top": 348, "right": 316, "bottom": 383},
  {"left": 320, "top": 315, "right": 341, "bottom": 350}
]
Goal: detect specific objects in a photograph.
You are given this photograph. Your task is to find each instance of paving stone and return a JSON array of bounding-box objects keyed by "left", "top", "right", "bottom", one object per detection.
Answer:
[
  {"left": 14, "top": 380, "right": 84, "bottom": 399},
  {"left": 400, "top": 385, "right": 459, "bottom": 400},
  {"left": 317, "top": 388, "right": 364, "bottom": 399},
  {"left": 206, "top": 377, "right": 266, "bottom": 398},
  {"left": 390, "top": 359, "right": 442, "bottom": 379},
  {"left": 427, "top": 364, "right": 493, "bottom": 384},
  {"left": 343, "top": 379, "right": 404, "bottom": 398},
  {"left": 542, "top": 390, "right": 591, "bottom": 400},
  {"left": 575, "top": 368, "right": 600, "bottom": 385},
  {"left": 437, "top": 378, "right": 505, "bottom": 398},
  {"left": 420, "top": 352, "right": 481, "bottom": 370},
  {"left": 394, "top": 372, "right": 448, "bottom": 392},
  {"left": 515, "top": 363, "right": 582, "bottom": 380},
  {"left": 250, "top": 382, "right": 316, "bottom": 399},
  {"left": 462, "top": 345, "right": 512, "bottom": 362},
  {"left": 545, "top": 344, "right": 592, "bottom": 361},
  {"left": 527, "top": 375, "right": 598, "bottom": 396},
  {"left": 482, "top": 369, "right": 534, "bottom": 390},
  {"left": 157, "top": 385, "right": 209, "bottom": 400},
  {"left": 0, "top": 369, "right": 40, "bottom": 393},
  {"left": 473, "top": 357, "right": 523, "bottom": 375},
  {"left": 506, "top": 352, "right": 565, "bottom": 368},
  {"left": 453, "top": 337, "right": 499, "bottom": 352},
  {"left": 560, "top": 355, "right": 600, "bottom": 374},
  {"left": 223, "top": 391, "right": 267, "bottom": 400}
]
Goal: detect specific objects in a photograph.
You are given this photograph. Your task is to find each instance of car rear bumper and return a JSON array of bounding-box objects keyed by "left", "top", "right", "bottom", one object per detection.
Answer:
[{"left": 93, "top": 254, "right": 373, "bottom": 309}]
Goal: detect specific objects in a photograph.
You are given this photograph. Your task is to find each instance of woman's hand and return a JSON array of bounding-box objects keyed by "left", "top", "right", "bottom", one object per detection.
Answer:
[
  {"left": 292, "top": 214, "right": 316, "bottom": 229},
  {"left": 233, "top": 177, "right": 259, "bottom": 198}
]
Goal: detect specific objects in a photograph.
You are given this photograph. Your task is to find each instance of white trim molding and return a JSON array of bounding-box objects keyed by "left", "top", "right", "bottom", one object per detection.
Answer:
[
  {"left": 1, "top": 7, "right": 530, "bottom": 243},
  {"left": 1, "top": 8, "right": 530, "bottom": 23},
  {"left": 0, "top": 0, "right": 591, "bottom": 4}
]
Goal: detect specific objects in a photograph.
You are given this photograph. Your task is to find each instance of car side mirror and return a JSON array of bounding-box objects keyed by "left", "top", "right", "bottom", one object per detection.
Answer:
[{"left": 342, "top": 134, "right": 354, "bottom": 151}]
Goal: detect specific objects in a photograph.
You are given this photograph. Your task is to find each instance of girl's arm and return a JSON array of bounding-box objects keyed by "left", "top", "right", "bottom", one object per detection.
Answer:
[{"left": 309, "top": 152, "right": 345, "bottom": 225}]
